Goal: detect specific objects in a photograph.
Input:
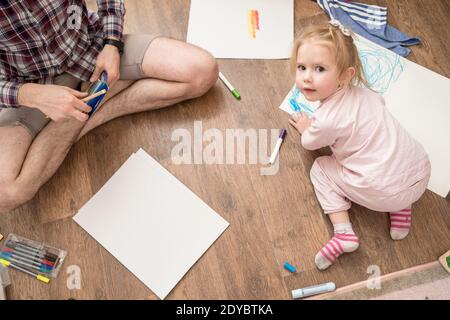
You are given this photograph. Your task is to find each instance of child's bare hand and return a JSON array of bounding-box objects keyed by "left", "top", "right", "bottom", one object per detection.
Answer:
[{"left": 289, "top": 112, "right": 312, "bottom": 134}]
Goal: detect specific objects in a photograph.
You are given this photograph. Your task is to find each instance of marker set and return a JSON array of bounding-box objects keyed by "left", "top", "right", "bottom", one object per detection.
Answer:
[{"left": 0, "top": 234, "right": 67, "bottom": 283}]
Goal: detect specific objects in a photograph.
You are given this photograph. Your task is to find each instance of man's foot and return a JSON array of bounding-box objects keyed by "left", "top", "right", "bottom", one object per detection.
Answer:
[{"left": 390, "top": 207, "right": 412, "bottom": 240}]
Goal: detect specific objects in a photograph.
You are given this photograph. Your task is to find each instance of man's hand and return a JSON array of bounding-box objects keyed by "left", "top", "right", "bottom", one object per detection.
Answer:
[
  {"left": 18, "top": 83, "right": 90, "bottom": 122},
  {"left": 90, "top": 43, "right": 121, "bottom": 88},
  {"left": 289, "top": 112, "right": 312, "bottom": 134}
]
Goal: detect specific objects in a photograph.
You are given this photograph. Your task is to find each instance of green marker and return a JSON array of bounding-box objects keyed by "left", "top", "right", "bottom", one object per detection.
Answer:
[{"left": 219, "top": 72, "right": 241, "bottom": 100}]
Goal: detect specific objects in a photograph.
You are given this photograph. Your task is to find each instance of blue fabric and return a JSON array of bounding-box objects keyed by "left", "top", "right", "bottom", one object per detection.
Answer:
[{"left": 317, "top": 0, "right": 421, "bottom": 57}]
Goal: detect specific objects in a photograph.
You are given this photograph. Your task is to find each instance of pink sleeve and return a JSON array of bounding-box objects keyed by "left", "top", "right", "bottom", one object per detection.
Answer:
[{"left": 301, "top": 118, "right": 336, "bottom": 150}]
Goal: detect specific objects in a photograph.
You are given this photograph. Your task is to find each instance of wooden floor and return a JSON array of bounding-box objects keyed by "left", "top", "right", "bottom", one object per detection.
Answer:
[{"left": 1, "top": 0, "right": 449, "bottom": 299}]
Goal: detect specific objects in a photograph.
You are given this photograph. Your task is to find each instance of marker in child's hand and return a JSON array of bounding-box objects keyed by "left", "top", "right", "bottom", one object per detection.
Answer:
[
  {"left": 269, "top": 129, "right": 287, "bottom": 165},
  {"left": 219, "top": 72, "right": 241, "bottom": 100}
]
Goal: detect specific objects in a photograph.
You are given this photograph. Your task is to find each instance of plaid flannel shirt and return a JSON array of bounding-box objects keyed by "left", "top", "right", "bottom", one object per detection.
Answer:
[{"left": 0, "top": 0, "right": 125, "bottom": 109}]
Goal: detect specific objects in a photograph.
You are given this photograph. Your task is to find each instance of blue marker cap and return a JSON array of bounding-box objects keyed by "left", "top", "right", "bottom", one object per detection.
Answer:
[{"left": 284, "top": 261, "right": 297, "bottom": 273}]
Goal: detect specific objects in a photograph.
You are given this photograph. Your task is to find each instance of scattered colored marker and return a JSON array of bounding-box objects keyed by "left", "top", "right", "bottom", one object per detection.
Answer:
[
  {"left": 292, "top": 282, "right": 336, "bottom": 299},
  {"left": 269, "top": 129, "right": 287, "bottom": 164},
  {"left": 283, "top": 261, "right": 297, "bottom": 273},
  {"left": 0, "top": 258, "right": 50, "bottom": 284},
  {"left": 219, "top": 72, "right": 241, "bottom": 100}
]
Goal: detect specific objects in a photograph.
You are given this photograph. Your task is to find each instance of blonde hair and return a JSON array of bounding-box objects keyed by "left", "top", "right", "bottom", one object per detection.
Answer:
[{"left": 291, "top": 23, "right": 370, "bottom": 89}]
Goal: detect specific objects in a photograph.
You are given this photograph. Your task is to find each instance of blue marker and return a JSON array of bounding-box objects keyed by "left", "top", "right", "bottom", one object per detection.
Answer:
[
  {"left": 0, "top": 252, "right": 53, "bottom": 273},
  {"left": 284, "top": 261, "right": 297, "bottom": 273}
]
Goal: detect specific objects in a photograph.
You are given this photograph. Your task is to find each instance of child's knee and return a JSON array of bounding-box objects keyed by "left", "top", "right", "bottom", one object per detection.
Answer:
[{"left": 310, "top": 156, "right": 331, "bottom": 184}]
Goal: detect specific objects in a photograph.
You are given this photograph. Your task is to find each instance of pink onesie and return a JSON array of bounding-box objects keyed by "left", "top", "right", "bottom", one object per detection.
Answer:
[{"left": 303, "top": 86, "right": 431, "bottom": 214}]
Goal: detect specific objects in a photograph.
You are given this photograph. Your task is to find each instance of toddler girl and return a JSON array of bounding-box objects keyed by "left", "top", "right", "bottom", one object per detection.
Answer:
[{"left": 289, "top": 21, "right": 431, "bottom": 270}]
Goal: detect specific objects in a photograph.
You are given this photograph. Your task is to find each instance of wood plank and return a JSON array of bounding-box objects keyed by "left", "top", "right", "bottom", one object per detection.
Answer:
[{"left": 0, "top": 0, "right": 449, "bottom": 299}]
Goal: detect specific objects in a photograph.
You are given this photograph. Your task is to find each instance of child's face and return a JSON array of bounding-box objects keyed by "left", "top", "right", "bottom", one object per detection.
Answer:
[{"left": 295, "top": 41, "right": 342, "bottom": 102}]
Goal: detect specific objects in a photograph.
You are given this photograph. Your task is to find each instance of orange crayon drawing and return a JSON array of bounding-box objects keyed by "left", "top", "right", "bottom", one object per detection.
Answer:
[{"left": 248, "top": 9, "right": 260, "bottom": 39}]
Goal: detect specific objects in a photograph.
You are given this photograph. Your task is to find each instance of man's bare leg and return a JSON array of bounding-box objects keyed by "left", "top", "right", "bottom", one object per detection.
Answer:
[
  {"left": 0, "top": 119, "right": 86, "bottom": 212},
  {"left": 78, "top": 37, "right": 218, "bottom": 138},
  {"left": 0, "top": 38, "right": 217, "bottom": 212},
  {"left": 0, "top": 126, "right": 32, "bottom": 184}
]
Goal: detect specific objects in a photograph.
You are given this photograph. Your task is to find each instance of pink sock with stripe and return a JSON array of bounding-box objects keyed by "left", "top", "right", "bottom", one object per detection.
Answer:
[
  {"left": 315, "top": 223, "right": 359, "bottom": 270},
  {"left": 389, "top": 206, "right": 412, "bottom": 240}
]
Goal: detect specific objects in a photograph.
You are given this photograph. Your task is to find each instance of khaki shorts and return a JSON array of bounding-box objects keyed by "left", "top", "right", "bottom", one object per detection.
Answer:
[{"left": 0, "top": 34, "right": 160, "bottom": 138}]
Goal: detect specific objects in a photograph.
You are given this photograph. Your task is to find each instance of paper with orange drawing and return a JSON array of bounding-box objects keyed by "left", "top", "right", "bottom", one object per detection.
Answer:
[{"left": 187, "top": 0, "right": 293, "bottom": 59}]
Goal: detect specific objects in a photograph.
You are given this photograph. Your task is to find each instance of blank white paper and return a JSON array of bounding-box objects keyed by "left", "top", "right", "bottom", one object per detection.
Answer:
[
  {"left": 73, "top": 149, "right": 229, "bottom": 299},
  {"left": 187, "top": 0, "right": 294, "bottom": 59}
]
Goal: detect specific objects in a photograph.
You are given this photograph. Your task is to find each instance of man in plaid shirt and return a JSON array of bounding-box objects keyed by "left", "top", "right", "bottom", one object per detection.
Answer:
[{"left": 0, "top": 1, "right": 218, "bottom": 212}]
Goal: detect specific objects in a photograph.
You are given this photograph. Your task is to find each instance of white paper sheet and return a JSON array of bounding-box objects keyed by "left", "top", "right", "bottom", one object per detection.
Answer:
[
  {"left": 73, "top": 149, "right": 229, "bottom": 299},
  {"left": 280, "top": 35, "right": 450, "bottom": 197},
  {"left": 187, "top": 0, "right": 294, "bottom": 59}
]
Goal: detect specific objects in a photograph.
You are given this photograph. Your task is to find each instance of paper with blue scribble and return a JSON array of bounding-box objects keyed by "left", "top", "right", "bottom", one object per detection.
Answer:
[{"left": 279, "top": 34, "right": 450, "bottom": 197}]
